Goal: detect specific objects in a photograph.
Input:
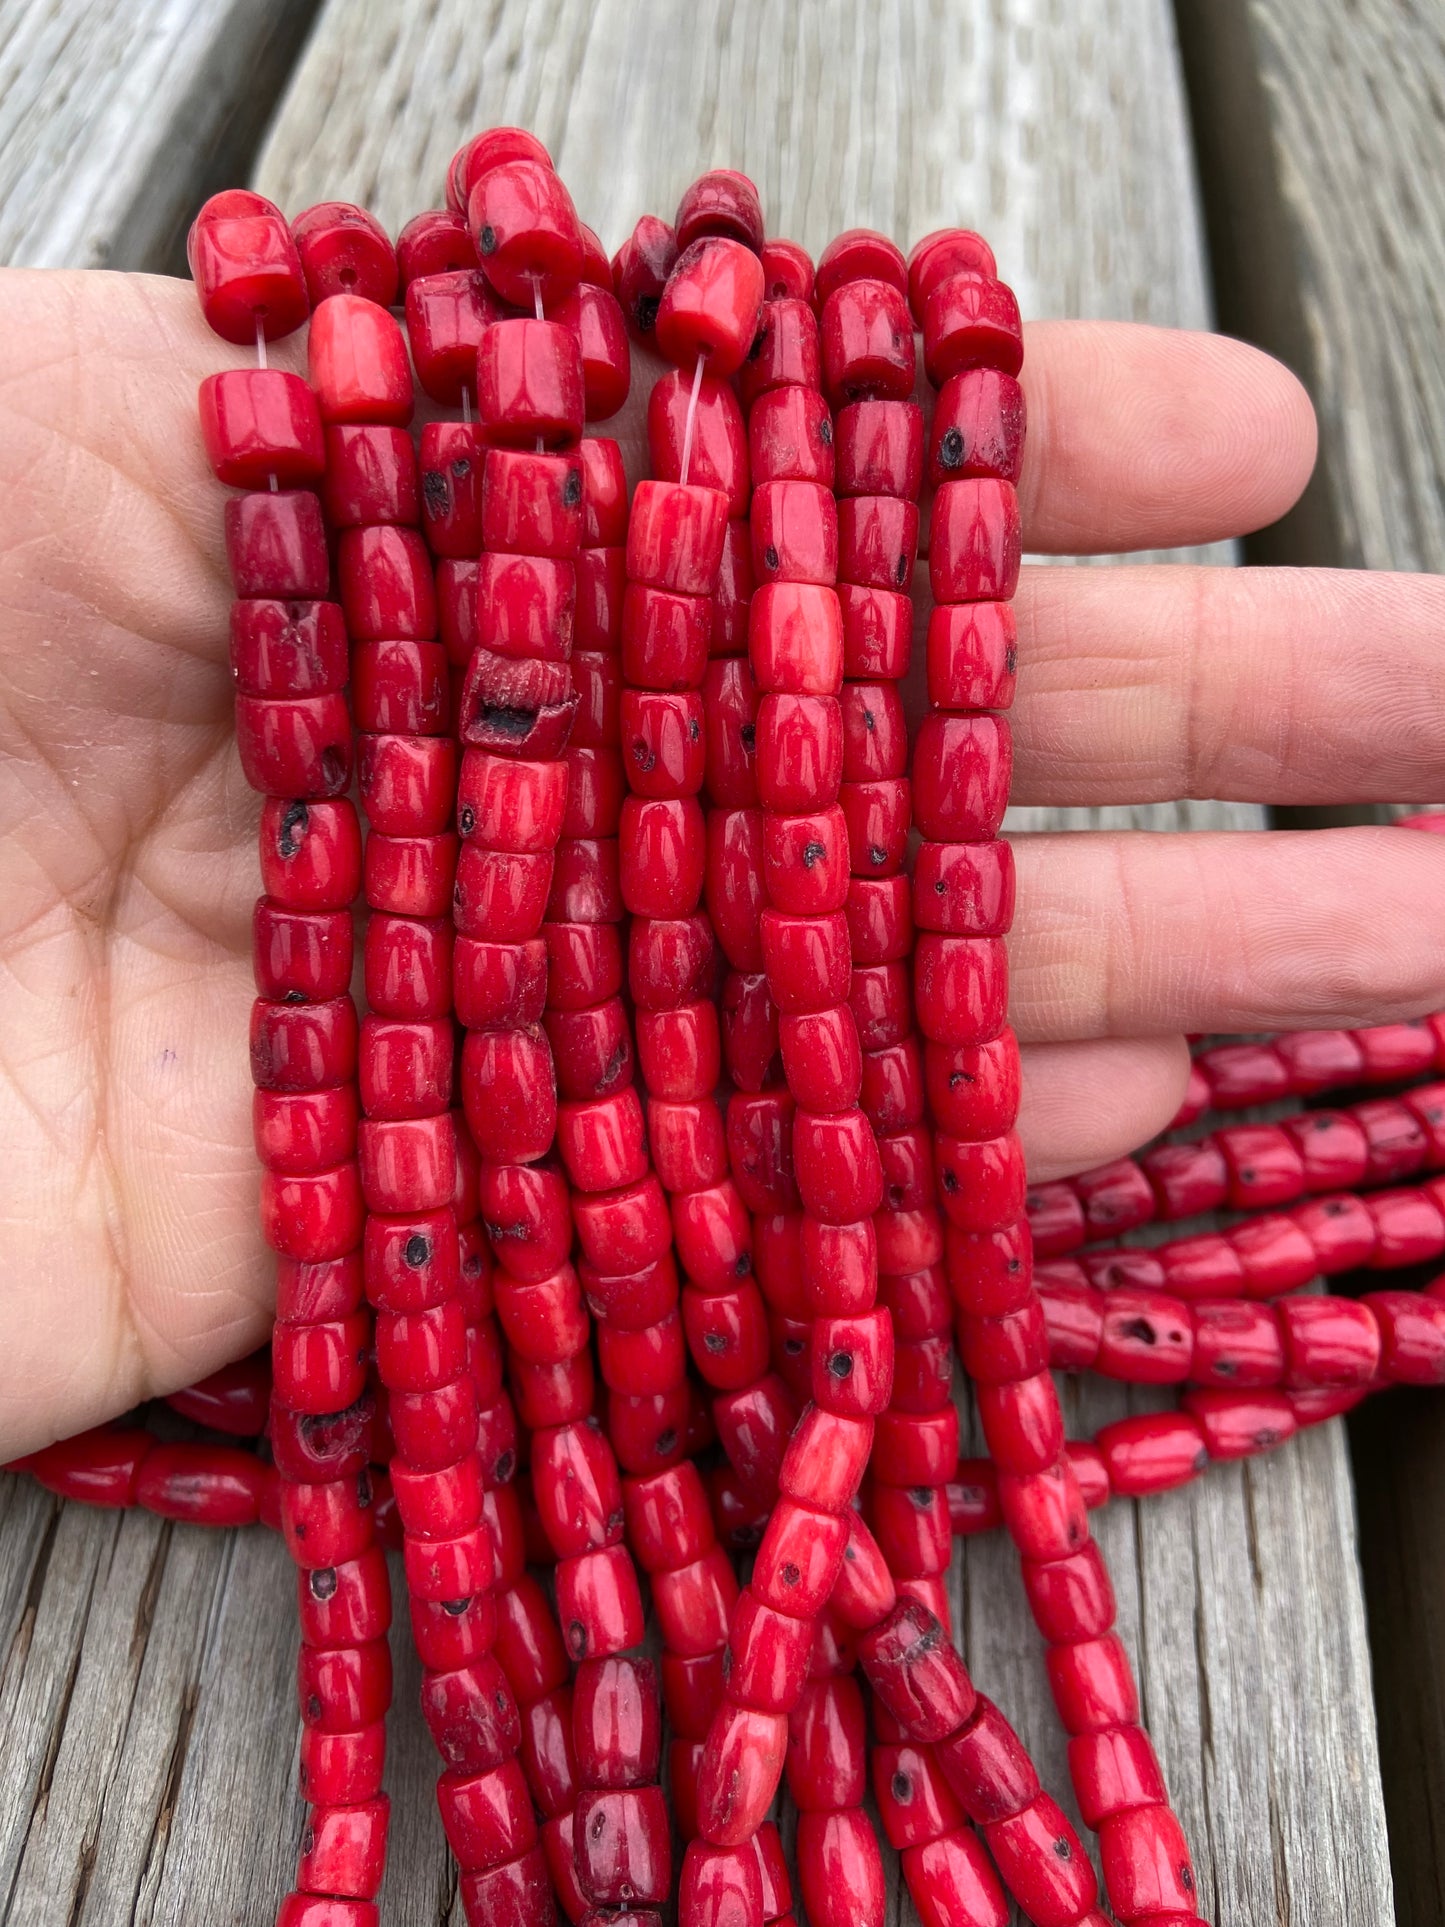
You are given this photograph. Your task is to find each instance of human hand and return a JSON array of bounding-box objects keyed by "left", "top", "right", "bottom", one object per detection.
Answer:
[{"left": 2, "top": 266, "right": 1442, "bottom": 1458}]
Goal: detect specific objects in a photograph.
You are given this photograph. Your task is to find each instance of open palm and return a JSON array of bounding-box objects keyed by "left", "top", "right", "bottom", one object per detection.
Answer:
[{"left": 4, "top": 264, "right": 1444, "bottom": 1460}]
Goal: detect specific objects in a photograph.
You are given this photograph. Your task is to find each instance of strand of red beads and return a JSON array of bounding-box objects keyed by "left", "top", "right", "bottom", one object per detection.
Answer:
[
  {"left": 902, "top": 224, "right": 1205, "bottom": 1926},
  {"left": 814, "top": 227, "right": 960, "bottom": 1638},
  {"left": 950, "top": 1379, "right": 1376, "bottom": 1528},
  {"left": 681, "top": 202, "right": 1037, "bottom": 1927},
  {"left": 451, "top": 134, "right": 679, "bottom": 1925},
  {"left": 190, "top": 187, "right": 395, "bottom": 1927},
  {"left": 8, "top": 1353, "right": 1378, "bottom": 1552},
  {"left": 687, "top": 207, "right": 883, "bottom": 1902},
  {"left": 625, "top": 176, "right": 817, "bottom": 1847},
  {"left": 1037, "top": 1166, "right": 1445, "bottom": 1298},
  {"left": 1027, "top": 1077, "right": 1445, "bottom": 1255},
  {"left": 411, "top": 123, "right": 615, "bottom": 1927},
  {"left": 1172, "top": 1017, "right": 1442, "bottom": 1129},
  {"left": 1040, "top": 1267, "right": 1445, "bottom": 1393}
]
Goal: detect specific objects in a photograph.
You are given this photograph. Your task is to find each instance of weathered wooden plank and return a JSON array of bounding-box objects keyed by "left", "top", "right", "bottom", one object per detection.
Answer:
[
  {"left": 0, "top": 0, "right": 322, "bottom": 272},
  {"left": 1173, "top": 5, "right": 1445, "bottom": 1914},
  {"left": 0, "top": 2, "right": 1393, "bottom": 1922}
]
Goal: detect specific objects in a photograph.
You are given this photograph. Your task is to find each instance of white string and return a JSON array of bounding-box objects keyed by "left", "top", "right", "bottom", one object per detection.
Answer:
[
  {"left": 533, "top": 276, "right": 546, "bottom": 455},
  {"left": 679, "top": 350, "right": 707, "bottom": 488},
  {"left": 256, "top": 312, "right": 279, "bottom": 491}
]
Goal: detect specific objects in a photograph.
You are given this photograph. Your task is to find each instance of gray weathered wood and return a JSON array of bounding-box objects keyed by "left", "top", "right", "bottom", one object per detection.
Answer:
[
  {"left": 0, "top": 0, "right": 322, "bottom": 272},
  {"left": 0, "top": 1, "right": 1394, "bottom": 1922},
  {"left": 1174, "top": 5, "right": 1445, "bottom": 1914}
]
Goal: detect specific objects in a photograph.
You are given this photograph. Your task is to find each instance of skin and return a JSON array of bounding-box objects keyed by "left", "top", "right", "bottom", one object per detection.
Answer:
[{"left": 2, "top": 269, "right": 1444, "bottom": 1460}]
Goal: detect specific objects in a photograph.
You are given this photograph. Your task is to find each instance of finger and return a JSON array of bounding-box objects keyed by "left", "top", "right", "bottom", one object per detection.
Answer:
[
  {"left": 1018, "top": 1035, "right": 1190, "bottom": 1183},
  {"left": 1009, "top": 826, "right": 1445, "bottom": 1042},
  {"left": 1011, "top": 563, "right": 1445, "bottom": 807},
  {"left": 1017, "top": 320, "right": 1316, "bottom": 553}
]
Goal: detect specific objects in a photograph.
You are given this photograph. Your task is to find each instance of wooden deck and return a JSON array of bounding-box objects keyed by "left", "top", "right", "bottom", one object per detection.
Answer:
[{"left": 0, "top": 0, "right": 1436, "bottom": 1919}]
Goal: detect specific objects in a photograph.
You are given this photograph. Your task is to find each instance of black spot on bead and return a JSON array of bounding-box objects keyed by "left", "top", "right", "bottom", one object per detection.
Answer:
[
  {"left": 321, "top": 747, "right": 348, "bottom": 791},
  {"left": 284, "top": 989, "right": 306, "bottom": 1004},
  {"left": 941, "top": 1169, "right": 959, "bottom": 1193},
  {"left": 704, "top": 1331, "right": 727, "bottom": 1353},
  {"left": 803, "top": 840, "right": 827, "bottom": 867},
  {"left": 459, "top": 805, "right": 477, "bottom": 835},
  {"left": 1120, "top": 1317, "right": 1157, "bottom": 1345},
  {"left": 862, "top": 707, "right": 876, "bottom": 730},
  {"left": 356, "top": 1469, "right": 372, "bottom": 1507},
  {"left": 950, "top": 1068, "right": 976, "bottom": 1086},
  {"left": 278, "top": 800, "right": 308, "bottom": 859},
  {"left": 895, "top": 552, "right": 909, "bottom": 584},
  {"left": 422, "top": 468, "right": 451, "bottom": 515},
  {"left": 309, "top": 1567, "right": 338, "bottom": 1600},
  {"left": 829, "top": 1349, "right": 854, "bottom": 1378},
  {"left": 563, "top": 467, "right": 583, "bottom": 507},
  {"left": 638, "top": 295, "right": 660, "bottom": 334},
  {"left": 939, "top": 426, "right": 966, "bottom": 469},
  {"left": 781, "top": 1561, "right": 801, "bottom": 1587},
  {"left": 819, "top": 419, "right": 833, "bottom": 446},
  {"left": 734, "top": 1253, "right": 752, "bottom": 1277},
  {"left": 1005, "top": 645, "right": 1018, "bottom": 673},
  {"left": 910, "top": 1486, "right": 932, "bottom": 1508},
  {"left": 764, "top": 544, "right": 780, "bottom": 571},
  {"left": 892, "top": 1770, "right": 912, "bottom": 1803},
  {"left": 1181, "top": 1865, "right": 1195, "bottom": 1892},
  {"left": 1053, "top": 1837, "right": 1072, "bottom": 1860},
  {"left": 784, "top": 1337, "right": 805, "bottom": 1356},
  {"left": 443, "top": 1595, "right": 472, "bottom": 1615},
  {"left": 494, "top": 1450, "right": 516, "bottom": 1484},
  {"left": 689, "top": 716, "right": 701, "bottom": 739},
  {"left": 568, "top": 1620, "right": 589, "bottom": 1657},
  {"left": 404, "top": 1233, "right": 432, "bottom": 1268},
  {"left": 655, "top": 1429, "right": 678, "bottom": 1456},
  {"left": 451, "top": 456, "right": 472, "bottom": 479},
  {"left": 739, "top": 723, "right": 756, "bottom": 753},
  {"left": 480, "top": 225, "right": 498, "bottom": 255},
  {"left": 306, "top": 1695, "right": 322, "bottom": 1721}
]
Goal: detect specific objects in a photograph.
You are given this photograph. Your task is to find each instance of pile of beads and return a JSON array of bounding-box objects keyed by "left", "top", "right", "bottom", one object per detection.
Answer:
[{"left": 13, "top": 128, "right": 1445, "bottom": 1927}]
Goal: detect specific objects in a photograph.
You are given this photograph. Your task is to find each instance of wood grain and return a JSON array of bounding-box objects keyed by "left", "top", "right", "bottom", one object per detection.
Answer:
[
  {"left": 0, "top": 0, "right": 1395, "bottom": 1922},
  {"left": 0, "top": 0, "right": 322, "bottom": 272},
  {"left": 1174, "top": 5, "right": 1445, "bottom": 1911}
]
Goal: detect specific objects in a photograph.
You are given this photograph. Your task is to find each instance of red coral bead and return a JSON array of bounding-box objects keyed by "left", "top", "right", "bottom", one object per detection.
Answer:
[
  {"left": 983, "top": 1796, "right": 1097, "bottom": 1927},
  {"left": 573, "top": 1785, "right": 671, "bottom": 1906},
  {"left": 928, "top": 480, "right": 1021, "bottom": 603},
  {"left": 468, "top": 158, "right": 582, "bottom": 307},
  {"left": 438, "top": 1760, "right": 536, "bottom": 1873},
  {"left": 796, "top": 1809, "right": 886, "bottom": 1927},
  {"left": 656, "top": 238, "right": 766, "bottom": 378},
  {"left": 761, "top": 239, "right": 814, "bottom": 303},
  {"left": 199, "top": 369, "right": 323, "bottom": 488},
  {"left": 929, "top": 368, "right": 1026, "bottom": 486},
  {"left": 680, "top": 1837, "right": 764, "bottom": 1927},
  {"left": 290, "top": 203, "right": 398, "bottom": 308},
  {"left": 821, "top": 277, "right": 916, "bottom": 403},
  {"left": 189, "top": 191, "right": 308, "bottom": 341},
  {"left": 555, "top": 1545, "right": 646, "bottom": 1660},
  {"left": 556, "top": 282, "right": 631, "bottom": 421},
  {"left": 406, "top": 269, "right": 499, "bottom": 405},
  {"left": 908, "top": 229, "right": 999, "bottom": 315},
  {"left": 448, "top": 126, "right": 553, "bottom": 214},
  {"left": 922, "top": 272, "right": 1024, "bottom": 383},
  {"left": 650, "top": 369, "right": 750, "bottom": 510},
  {"left": 308, "top": 294, "right": 413, "bottom": 427},
  {"left": 858, "top": 1599, "right": 976, "bottom": 1742},
  {"left": 574, "top": 1654, "right": 663, "bottom": 1788},
  {"left": 398, "top": 210, "right": 477, "bottom": 285},
  {"left": 1098, "top": 1804, "right": 1198, "bottom": 1920},
  {"left": 477, "top": 318, "right": 584, "bottom": 448},
  {"left": 233, "top": 601, "right": 349, "bottom": 703},
  {"left": 786, "top": 1675, "right": 866, "bottom": 1809},
  {"left": 694, "top": 1705, "right": 789, "bottom": 1849},
  {"left": 750, "top": 1497, "right": 849, "bottom": 1615},
  {"left": 925, "top": 601, "right": 1017, "bottom": 710}
]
